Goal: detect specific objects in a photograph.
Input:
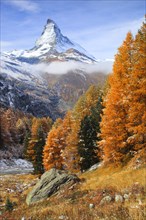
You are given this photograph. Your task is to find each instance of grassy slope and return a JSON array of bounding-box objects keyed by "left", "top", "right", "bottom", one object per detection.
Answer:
[
  {"left": 0, "top": 165, "right": 145, "bottom": 220},
  {"left": 80, "top": 165, "right": 146, "bottom": 191}
]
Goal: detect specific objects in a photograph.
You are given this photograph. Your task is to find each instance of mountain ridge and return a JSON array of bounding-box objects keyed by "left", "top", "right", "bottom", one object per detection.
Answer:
[
  {"left": 0, "top": 18, "right": 111, "bottom": 119},
  {"left": 3, "top": 18, "right": 96, "bottom": 63}
]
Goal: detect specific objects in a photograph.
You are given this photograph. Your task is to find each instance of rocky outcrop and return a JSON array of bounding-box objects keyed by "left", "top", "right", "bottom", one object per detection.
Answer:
[
  {"left": 26, "top": 168, "right": 80, "bottom": 205},
  {"left": 0, "top": 74, "right": 62, "bottom": 120}
]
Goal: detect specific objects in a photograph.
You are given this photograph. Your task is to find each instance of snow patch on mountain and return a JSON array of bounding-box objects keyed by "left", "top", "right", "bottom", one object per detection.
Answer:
[
  {"left": 5, "top": 50, "right": 24, "bottom": 57},
  {"left": 3, "top": 19, "right": 96, "bottom": 63},
  {"left": 0, "top": 18, "right": 114, "bottom": 83},
  {"left": 0, "top": 53, "right": 45, "bottom": 83},
  {"left": 0, "top": 159, "right": 34, "bottom": 174}
]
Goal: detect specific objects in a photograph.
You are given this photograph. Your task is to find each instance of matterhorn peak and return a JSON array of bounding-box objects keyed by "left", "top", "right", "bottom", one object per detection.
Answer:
[
  {"left": 45, "top": 18, "right": 59, "bottom": 31},
  {"left": 6, "top": 18, "right": 96, "bottom": 62},
  {"left": 46, "top": 18, "right": 56, "bottom": 25},
  {"left": 35, "top": 18, "right": 62, "bottom": 48}
]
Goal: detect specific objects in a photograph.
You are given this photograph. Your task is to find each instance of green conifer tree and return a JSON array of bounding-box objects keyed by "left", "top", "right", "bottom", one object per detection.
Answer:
[
  {"left": 33, "top": 126, "right": 45, "bottom": 174},
  {"left": 78, "top": 95, "right": 103, "bottom": 171}
]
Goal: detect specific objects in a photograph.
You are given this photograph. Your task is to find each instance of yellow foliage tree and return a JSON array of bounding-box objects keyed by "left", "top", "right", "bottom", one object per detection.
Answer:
[
  {"left": 43, "top": 118, "right": 64, "bottom": 170},
  {"left": 100, "top": 32, "right": 134, "bottom": 164},
  {"left": 43, "top": 112, "right": 75, "bottom": 171},
  {"left": 126, "top": 22, "right": 146, "bottom": 151},
  {"left": 100, "top": 24, "right": 146, "bottom": 164}
]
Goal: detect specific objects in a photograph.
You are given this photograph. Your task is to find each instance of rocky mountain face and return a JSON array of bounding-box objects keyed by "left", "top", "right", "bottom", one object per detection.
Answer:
[
  {"left": 0, "top": 73, "right": 62, "bottom": 120},
  {"left": 0, "top": 19, "right": 111, "bottom": 119}
]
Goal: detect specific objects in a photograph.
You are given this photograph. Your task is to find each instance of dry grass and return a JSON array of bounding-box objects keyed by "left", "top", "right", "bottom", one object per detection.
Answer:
[
  {"left": 80, "top": 165, "right": 146, "bottom": 191},
  {"left": 0, "top": 165, "right": 145, "bottom": 220},
  {"left": 0, "top": 174, "right": 38, "bottom": 210}
]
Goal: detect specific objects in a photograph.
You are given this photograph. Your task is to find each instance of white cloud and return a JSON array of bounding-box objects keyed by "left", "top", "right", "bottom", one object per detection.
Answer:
[
  {"left": 32, "top": 61, "right": 113, "bottom": 76},
  {"left": 5, "top": 0, "right": 39, "bottom": 12}
]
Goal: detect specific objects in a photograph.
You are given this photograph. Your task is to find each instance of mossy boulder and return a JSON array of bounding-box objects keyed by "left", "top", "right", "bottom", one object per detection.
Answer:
[{"left": 26, "top": 168, "right": 80, "bottom": 205}]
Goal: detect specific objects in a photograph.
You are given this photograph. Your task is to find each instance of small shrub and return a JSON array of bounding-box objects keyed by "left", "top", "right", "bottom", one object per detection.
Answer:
[{"left": 5, "top": 197, "right": 14, "bottom": 212}]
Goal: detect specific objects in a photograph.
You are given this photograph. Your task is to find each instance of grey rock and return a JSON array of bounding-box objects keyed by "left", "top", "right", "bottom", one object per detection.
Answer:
[
  {"left": 26, "top": 168, "right": 80, "bottom": 205},
  {"left": 88, "top": 162, "right": 103, "bottom": 172},
  {"left": 100, "top": 196, "right": 112, "bottom": 205},
  {"left": 89, "top": 203, "right": 95, "bottom": 209},
  {"left": 58, "top": 215, "right": 68, "bottom": 220},
  {"left": 115, "top": 194, "right": 123, "bottom": 203},
  {"left": 123, "top": 193, "right": 130, "bottom": 201},
  {"left": 137, "top": 199, "right": 142, "bottom": 205}
]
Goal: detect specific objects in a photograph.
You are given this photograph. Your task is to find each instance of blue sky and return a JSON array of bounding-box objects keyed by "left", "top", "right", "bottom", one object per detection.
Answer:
[{"left": 0, "top": 0, "right": 145, "bottom": 59}]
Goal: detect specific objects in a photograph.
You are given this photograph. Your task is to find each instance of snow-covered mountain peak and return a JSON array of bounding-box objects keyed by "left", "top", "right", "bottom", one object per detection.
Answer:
[
  {"left": 35, "top": 18, "right": 61, "bottom": 47},
  {"left": 46, "top": 18, "right": 56, "bottom": 25},
  {"left": 1, "top": 18, "right": 97, "bottom": 63}
]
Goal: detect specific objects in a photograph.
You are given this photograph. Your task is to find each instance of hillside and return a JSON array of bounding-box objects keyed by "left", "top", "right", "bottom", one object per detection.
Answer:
[{"left": 0, "top": 163, "right": 145, "bottom": 220}]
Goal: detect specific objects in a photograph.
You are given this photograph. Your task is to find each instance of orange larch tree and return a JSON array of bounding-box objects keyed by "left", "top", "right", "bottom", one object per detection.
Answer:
[
  {"left": 43, "top": 118, "right": 65, "bottom": 171},
  {"left": 62, "top": 115, "right": 80, "bottom": 172},
  {"left": 126, "top": 22, "right": 146, "bottom": 152},
  {"left": 100, "top": 32, "right": 134, "bottom": 164},
  {"left": 43, "top": 112, "right": 74, "bottom": 171}
]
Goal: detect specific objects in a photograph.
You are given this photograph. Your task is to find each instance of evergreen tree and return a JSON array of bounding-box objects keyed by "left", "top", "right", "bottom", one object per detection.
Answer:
[
  {"left": 33, "top": 126, "right": 45, "bottom": 174},
  {"left": 5, "top": 197, "right": 14, "bottom": 212},
  {"left": 78, "top": 115, "right": 98, "bottom": 171},
  {"left": 78, "top": 95, "right": 103, "bottom": 171},
  {"left": 62, "top": 85, "right": 103, "bottom": 172}
]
